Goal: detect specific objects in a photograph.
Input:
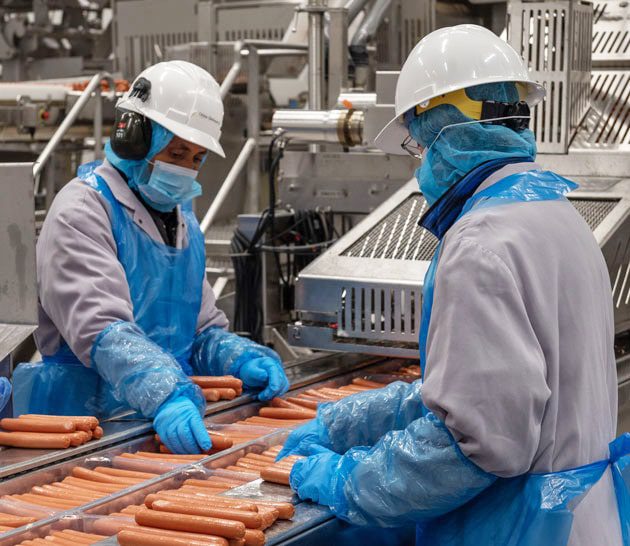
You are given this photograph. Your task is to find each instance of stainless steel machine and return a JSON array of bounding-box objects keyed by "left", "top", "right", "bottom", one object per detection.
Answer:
[
  {"left": 275, "top": 0, "right": 630, "bottom": 433},
  {"left": 0, "top": 2, "right": 628, "bottom": 544}
]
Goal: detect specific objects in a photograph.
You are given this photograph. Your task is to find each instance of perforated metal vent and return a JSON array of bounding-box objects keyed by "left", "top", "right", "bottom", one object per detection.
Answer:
[
  {"left": 575, "top": 71, "right": 630, "bottom": 146},
  {"left": 570, "top": 197, "right": 620, "bottom": 230},
  {"left": 342, "top": 194, "right": 438, "bottom": 261}
]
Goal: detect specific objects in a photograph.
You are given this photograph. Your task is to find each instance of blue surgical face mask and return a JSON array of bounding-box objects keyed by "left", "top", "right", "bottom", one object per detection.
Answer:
[{"left": 138, "top": 160, "right": 202, "bottom": 212}]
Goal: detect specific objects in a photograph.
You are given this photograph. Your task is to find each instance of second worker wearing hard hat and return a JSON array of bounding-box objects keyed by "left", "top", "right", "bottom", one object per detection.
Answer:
[
  {"left": 13, "top": 61, "right": 289, "bottom": 455},
  {"left": 278, "top": 25, "right": 627, "bottom": 546}
]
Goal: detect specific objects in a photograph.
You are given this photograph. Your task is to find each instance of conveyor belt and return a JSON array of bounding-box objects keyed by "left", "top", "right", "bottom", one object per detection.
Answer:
[
  {"left": 0, "top": 356, "right": 412, "bottom": 546},
  {"left": 0, "top": 353, "right": 377, "bottom": 481}
]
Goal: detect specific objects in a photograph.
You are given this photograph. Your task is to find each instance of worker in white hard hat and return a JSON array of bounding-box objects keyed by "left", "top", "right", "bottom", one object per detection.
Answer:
[
  {"left": 278, "top": 25, "right": 628, "bottom": 546},
  {"left": 13, "top": 61, "right": 289, "bottom": 454}
]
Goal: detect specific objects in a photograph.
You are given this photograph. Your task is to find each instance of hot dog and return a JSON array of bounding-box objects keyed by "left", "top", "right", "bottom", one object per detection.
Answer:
[
  {"left": 112, "top": 456, "right": 178, "bottom": 474},
  {"left": 120, "top": 505, "right": 144, "bottom": 515},
  {"left": 236, "top": 500, "right": 293, "bottom": 520},
  {"left": 191, "top": 376, "right": 243, "bottom": 392},
  {"left": 242, "top": 453, "right": 275, "bottom": 464},
  {"left": 225, "top": 466, "right": 260, "bottom": 477},
  {"left": 71, "top": 467, "right": 142, "bottom": 485},
  {"left": 0, "top": 418, "right": 75, "bottom": 434},
  {"left": 259, "top": 466, "right": 291, "bottom": 486},
  {"left": 243, "top": 529, "right": 265, "bottom": 546},
  {"left": 258, "top": 408, "right": 316, "bottom": 420},
  {"left": 208, "top": 434, "right": 233, "bottom": 451},
  {"left": 118, "top": 528, "right": 229, "bottom": 546},
  {"left": 216, "top": 388, "right": 237, "bottom": 400},
  {"left": 54, "top": 529, "right": 107, "bottom": 543},
  {"left": 144, "top": 494, "right": 258, "bottom": 513},
  {"left": 203, "top": 389, "right": 221, "bottom": 402},
  {"left": 285, "top": 397, "right": 318, "bottom": 410},
  {"left": 31, "top": 485, "right": 99, "bottom": 502},
  {"left": 351, "top": 378, "right": 386, "bottom": 388},
  {"left": 0, "top": 431, "right": 72, "bottom": 449},
  {"left": 117, "top": 529, "right": 229, "bottom": 546},
  {"left": 134, "top": 452, "right": 206, "bottom": 461},
  {"left": 93, "top": 467, "right": 158, "bottom": 479},
  {"left": 93, "top": 426, "right": 104, "bottom": 439},
  {"left": 20, "top": 415, "right": 98, "bottom": 431},
  {"left": 135, "top": 508, "right": 246, "bottom": 539},
  {"left": 151, "top": 500, "right": 262, "bottom": 529},
  {"left": 183, "top": 479, "right": 240, "bottom": 490},
  {"left": 0, "top": 513, "right": 37, "bottom": 527},
  {"left": 62, "top": 477, "right": 124, "bottom": 493}
]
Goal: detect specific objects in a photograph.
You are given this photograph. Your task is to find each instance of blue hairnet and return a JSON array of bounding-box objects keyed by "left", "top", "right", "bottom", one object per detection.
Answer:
[
  {"left": 104, "top": 120, "right": 174, "bottom": 189},
  {"left": 407, "top": 83, "right": 537, "bottom": 205}
]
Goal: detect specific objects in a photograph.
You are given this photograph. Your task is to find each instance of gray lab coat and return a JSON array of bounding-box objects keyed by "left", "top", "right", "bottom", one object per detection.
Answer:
[
  {"left": 422, "top": 163, "right": 621, "bottom": 545},
  {"left": 35, "top": 160, "right": 229, "bottom": 367}
]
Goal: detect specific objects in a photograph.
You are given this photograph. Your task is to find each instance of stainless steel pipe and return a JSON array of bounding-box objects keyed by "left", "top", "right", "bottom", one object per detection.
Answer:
[{"left": 272, "top": 109, "right": 364, "bottom": 147}]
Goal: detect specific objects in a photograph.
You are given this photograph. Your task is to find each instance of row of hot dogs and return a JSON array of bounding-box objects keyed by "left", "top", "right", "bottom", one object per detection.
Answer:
[
  {"left": 0, "top": 415, "right": 103, "bottom": 450},
  {"left": 2, "top": 372, "right": 416, "bottom": 545}
]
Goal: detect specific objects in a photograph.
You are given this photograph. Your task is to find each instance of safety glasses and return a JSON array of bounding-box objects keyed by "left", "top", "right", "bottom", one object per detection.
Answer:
[{"left": 401, "top": 135, "right": 423, "bottom": 160}]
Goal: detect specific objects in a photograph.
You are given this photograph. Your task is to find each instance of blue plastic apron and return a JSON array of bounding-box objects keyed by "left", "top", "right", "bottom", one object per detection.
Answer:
[
  {"left": 14, "top": 161, "right": 205, "bottom": 417},
  {"left": 416, "top": 164, "right": 630, "bottom": 545}
]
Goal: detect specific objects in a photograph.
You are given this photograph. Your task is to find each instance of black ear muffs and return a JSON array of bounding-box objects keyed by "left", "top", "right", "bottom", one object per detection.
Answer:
[
  {"left": 110, "top": 109, "right": 152, "bottom": 160},
  {"left": 480, "top": 100, "right": 531, "bottom": 131},
  {"left": 109, "top": 77, "right": 153, "bottom": 160}
]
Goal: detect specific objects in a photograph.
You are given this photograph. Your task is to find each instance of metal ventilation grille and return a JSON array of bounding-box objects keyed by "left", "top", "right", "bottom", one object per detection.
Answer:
[
  {"left": 575, "top": 71, "right": 630, "bottom": 146},
  {"left": 594, "top": 2, "right": 607, "bottom": 24},
  {"left": 591, "top": 1, "right": 630, "bottom": 63},
  {"left": 592, "top": 30, "right": 630, "bottom": 55},
  {"left": 342, "top": 194, "right": 438, "bottom": 261},
  {"left": 338, "top": 285, "right": 420, "bottom": 342},
  {"left": 570, "top": 197, "right": 619, "bottom": 230}
]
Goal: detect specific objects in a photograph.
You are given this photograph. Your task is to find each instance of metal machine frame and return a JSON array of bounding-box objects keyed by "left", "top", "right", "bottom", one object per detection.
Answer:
[{"left": 289, "top": 176, "right": 630, "bottom": 356}]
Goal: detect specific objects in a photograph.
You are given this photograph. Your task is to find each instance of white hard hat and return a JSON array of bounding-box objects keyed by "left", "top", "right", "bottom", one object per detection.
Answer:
[
  {"left": 117, "top": 60, "right": 225, "bottom": 158},
  {"left": 374, "top": 24, "right": 546, "bottom": 155}
]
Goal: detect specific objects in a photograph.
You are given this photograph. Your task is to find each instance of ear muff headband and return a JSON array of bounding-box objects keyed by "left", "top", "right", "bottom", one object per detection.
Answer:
[
  {"left": 109, "top": 77, "right": 153, "bottom": 160},
  {"left": 407, "top": 83, "right": 530, "bottom": 132}
]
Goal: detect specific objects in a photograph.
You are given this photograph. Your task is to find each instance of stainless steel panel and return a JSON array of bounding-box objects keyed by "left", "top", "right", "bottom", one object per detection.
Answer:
[
  {"left": 292, "top": 177, "right": 630, "bottom": 353},
  {"left": 278, "top": 151, "right": 415, "bottom": 214},
  {"left": 592, "top": 1, "right": 630, "bottom": 66},
  {"left": 507, "top": 1, "right": 593, "bottom": 153},
  {"left": 0, "top": 163, "right": 37, "bottom": 361}
]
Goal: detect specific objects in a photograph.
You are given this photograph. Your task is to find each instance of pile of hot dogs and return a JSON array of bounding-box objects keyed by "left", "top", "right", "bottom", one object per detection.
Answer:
[
  {"left": 0, "top": 415, "right": 103, "bottom": 449},
  {"left": 89, "top": 447, "right": 295, "bottom": 546},
  {"left": 3, "top": 372, "right": 416, "bottom": 545},
  {"left": 192, "top": 376, "right": 243, "bottom": 403}
]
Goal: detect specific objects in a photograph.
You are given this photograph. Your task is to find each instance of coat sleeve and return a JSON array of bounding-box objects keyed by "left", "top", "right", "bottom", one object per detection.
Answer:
[
  {"left": 196, "top": 277, "right": 229, "bottom": 334},
  {"left": 421, "top": 237, "right": 551, "bottom": 478},
  {"left": 36, "top": 182, "right": 135, "bottom": 366}
]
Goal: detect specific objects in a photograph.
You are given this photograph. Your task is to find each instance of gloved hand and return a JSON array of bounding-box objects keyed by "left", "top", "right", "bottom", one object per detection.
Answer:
[
  {"left": 238, "top": 357, "right": 289, "bottom": 401},
  {"left": 0, "top": 377, "right": 11, "bottom": 412},
  {"left": 276, "top": 419, "right": 327, "bottom": 461},
  {"left": 153, "top": 395, "right": 212, "bottom": 454},
  {"left": 289, "top": 444, "right": 351, "bottom": 507}
]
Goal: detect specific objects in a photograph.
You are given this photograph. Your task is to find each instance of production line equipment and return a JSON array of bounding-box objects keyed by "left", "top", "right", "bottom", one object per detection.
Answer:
[{"left": 270, "top": 0, "right": 630, "bottom": 434}]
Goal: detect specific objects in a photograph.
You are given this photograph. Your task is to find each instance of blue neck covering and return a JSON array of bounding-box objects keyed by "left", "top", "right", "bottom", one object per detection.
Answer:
[
  {"left": 407, "top": 83, "right": 537, "bottom": 206},
  {"left": 420, "top": 157, "right": 533, "bottom": 239}
]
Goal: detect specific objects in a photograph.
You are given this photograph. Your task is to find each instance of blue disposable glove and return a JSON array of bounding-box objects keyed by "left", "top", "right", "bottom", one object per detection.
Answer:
[
  {"left": 276, "top": 418, "right": 329, "bottom": 461},
  {"left": 237, "top": 357, "right": 289, "bottom": 401},
  {"left": 290, "top": 444, "right": 356, "bottom": 507},
  {"left": 0, "top": 377, "right": 11, "bottom": 412},
  {"left": 153, "top": 395, "right": 212, "bottom": 454},
  {"left": 290, "top": 413, "right": 495, "bottom": 528}
]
